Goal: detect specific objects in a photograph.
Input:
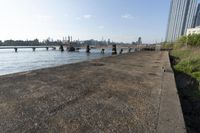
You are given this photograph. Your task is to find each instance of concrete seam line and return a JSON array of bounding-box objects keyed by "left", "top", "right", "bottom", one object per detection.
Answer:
[{"left": 155, "top": 52, "right": 165, "bottom": 132}]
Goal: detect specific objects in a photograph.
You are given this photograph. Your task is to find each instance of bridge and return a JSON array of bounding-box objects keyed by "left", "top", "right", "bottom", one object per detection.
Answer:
[{"left": 0, "top": 46, "right": 57, "bottom": 52}]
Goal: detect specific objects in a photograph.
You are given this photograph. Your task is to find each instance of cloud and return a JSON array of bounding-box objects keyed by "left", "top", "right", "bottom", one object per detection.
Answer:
[
  {"left": 64, "top": 14, "right": 68, "bottom": 17},
  {"left": 121, "top": 14, "right": 134, "bottom": 19},
  {"left": 37, "top": 15, "right": 53, "bottom": 20},
  {"left": 98, "top": 25, "right": 104, "bottom": 29},
  {"left": 76, "top": 14, "right": 94, "bottom": 20},
  {"left": 34, "top": 15, "right": 53, "bottom": 24},
  {"left": 76, "top": 17, "right": 81, "bottom": 20},
  {"left": 83, "top": 14, "right": 93, "bottom": 19}
]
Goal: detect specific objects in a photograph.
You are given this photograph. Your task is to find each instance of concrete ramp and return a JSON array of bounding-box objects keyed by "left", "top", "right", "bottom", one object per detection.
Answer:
[{"left": 0, "top": 51, "right": 185, "bottom": 133}]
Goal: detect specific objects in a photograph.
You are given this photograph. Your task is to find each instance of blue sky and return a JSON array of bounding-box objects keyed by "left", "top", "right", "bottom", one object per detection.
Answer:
[{"left": 0, "top": 0, "right": 172, "bottom": 43}]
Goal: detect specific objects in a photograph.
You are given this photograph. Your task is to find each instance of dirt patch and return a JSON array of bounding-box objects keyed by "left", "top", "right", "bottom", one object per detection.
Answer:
[{"left": 90, "top": 62, "right": 105, "bottom": 66}]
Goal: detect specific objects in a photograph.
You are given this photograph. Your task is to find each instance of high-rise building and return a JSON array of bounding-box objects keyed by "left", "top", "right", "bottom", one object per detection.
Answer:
[
  {"left": 137, "top": 37, "right": 142, "bottom": 45},
  {"left": 194, "top": 3, "right": 200, "bottom": 27},
  {"left": 166, "top": 0, "right": 197, "bottom": 42}
]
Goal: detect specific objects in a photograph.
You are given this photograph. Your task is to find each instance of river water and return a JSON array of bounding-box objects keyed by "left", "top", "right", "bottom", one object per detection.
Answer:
[{"left": 0, "top": 48, "right": 115, "bottom": 76}]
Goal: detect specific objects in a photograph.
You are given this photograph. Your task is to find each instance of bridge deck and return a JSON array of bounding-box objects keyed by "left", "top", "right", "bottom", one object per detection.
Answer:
[{"left": 0, "top": 46, "right": 57, "bottom": 49}]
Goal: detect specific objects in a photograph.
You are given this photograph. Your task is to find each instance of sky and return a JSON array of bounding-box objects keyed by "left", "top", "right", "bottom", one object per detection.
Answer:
[{"left": 0, "top": 0, "right": 172, "bottom": 43}]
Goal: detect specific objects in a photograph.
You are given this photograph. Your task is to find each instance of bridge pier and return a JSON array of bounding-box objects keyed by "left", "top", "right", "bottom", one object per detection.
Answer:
[
  {"left": 112, "top": 45, "right": 117, "bottom": 55},
  {"left": 119, "top": 49, "right": 123, "bottom": 54},
  {"left": 86, "top": 45, "right": 90, "bottom": 53},
  {"left": 14, "top": 48, "right": 18, "bottom": 52},
  {"left": 101, "top": 49, "right": 105, "bottom": 54},
  {"left": 128, "top": 48, "right": 132, "bottom": 53},
  {"left": 32, "top": 48, "right": 36, "bottom": 52},
  {"left": 59, "top": 45, "right": 64, "bottom": 52}
]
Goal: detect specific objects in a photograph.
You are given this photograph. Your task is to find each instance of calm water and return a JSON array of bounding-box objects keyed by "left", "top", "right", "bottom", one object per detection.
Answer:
[{"left": 0, "top": 48, "right": 115, "bottom": 76}]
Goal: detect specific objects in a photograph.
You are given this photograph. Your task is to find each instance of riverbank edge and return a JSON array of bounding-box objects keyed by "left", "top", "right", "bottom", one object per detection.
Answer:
[{"left": 157, "top": 52, "right": 186, "bottom": 133}]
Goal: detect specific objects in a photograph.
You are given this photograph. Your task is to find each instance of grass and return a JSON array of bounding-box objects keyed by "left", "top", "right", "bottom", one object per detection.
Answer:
[
  {"left": 171, "top": 49, "right": 200, "bottom": 79},
  {"left": 170, "top": 45, "right": 200, "bottom": 132},
  {"left": 171, "top": 48, "right": 200, "bottom": 97}
]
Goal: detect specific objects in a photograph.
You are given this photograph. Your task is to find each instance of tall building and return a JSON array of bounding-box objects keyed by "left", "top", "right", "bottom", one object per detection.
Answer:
[
  {"left": 166, "top": 0, "right": 197, "bottom": 42},
  {"left": 137, "top": 37, "right": 142, "bottom": 45},
  {"left": 194, "top": 3, "right": 200, "bottom": 27}
]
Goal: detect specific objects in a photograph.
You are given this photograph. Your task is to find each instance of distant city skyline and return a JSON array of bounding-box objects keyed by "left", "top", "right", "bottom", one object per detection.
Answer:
[{"left": 0, "top": 0, "right": 196, "bottom": 43}]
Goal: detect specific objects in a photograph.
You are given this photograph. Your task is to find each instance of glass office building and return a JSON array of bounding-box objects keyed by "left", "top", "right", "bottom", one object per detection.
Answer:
[
  {"left": 194, "top": 3, "right": 200, "bottom": 27},
  {"left": 166, "top": 0, "right": 197, "bottom": 42}
]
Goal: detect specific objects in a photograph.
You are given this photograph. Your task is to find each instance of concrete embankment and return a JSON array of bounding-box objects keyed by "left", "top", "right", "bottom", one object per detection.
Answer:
[
  {"left": 157, "top": 52, "right": 186, "bottom": 133},
  {"left": 0, "top": 51, "right": 185, "bottom": 133}
]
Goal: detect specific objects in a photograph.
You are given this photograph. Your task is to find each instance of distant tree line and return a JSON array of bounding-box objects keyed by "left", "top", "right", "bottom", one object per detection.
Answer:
[
  {"left": 0, "top": 38, "right": 135, "bottom": 47},
  {"left": 0, "top": 39, "right": 63, "bottom": 46}
]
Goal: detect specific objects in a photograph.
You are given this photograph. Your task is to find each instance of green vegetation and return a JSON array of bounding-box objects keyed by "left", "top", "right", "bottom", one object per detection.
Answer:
[
  {"left": 169, "top": 34, "right": 200, "bottom": 133},
  {"left": 171, "top": 48, "right": 200, "bottom": 97},
  {"left": 170, "top": 34, "right": 200, "bottom": 77},
  {"left": 0, "top": 39, "right": 63, "bottom": 46},
  {"left": 162, "top": 34, "right": 200, "bottom": 50},
  {"left": 179, "top": 34, "right": 200, "bottom": 46},
  {"left": 166, "top": 34, "right": 200, "bottom": 97},
  {"left": 175, "top": 34, "right": 200, "bottom": 48},
  {"left": 161, "top": 42, "right": 174, "bottom": 49},
  {"left": 167, "top": 34, "right": 200, "bottom": 97},
  {"left": 171, "top": 49, "right": 200, "bottom": 80}
]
